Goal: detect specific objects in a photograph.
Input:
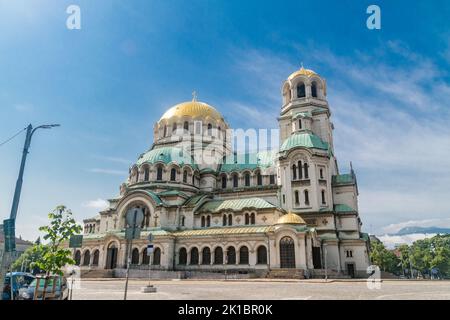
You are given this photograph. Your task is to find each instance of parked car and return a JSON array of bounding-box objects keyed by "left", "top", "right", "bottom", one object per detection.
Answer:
[
  {"left": 18, "top": 275, "right": 69, "bottom": 300},
  {"left": 2, "top": 272, "right": 36, "bottom": 300}
]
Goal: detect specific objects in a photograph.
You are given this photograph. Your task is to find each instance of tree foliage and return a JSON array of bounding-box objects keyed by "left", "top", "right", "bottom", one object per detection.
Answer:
[
  {"left": 370, "top": 241, "right": 400, "bottom": 272},
  {"left": 31, "top": 205, "right": 82, "bottom": 276}
]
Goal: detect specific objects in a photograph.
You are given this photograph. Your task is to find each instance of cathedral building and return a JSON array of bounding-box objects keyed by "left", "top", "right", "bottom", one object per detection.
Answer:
[{"left": 75, "top": 66, "right": 371, "bottom": 278}]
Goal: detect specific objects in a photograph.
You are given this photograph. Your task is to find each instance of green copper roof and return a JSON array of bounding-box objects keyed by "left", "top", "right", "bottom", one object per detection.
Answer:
[
  {"left": 334, "top": 204, "right": 356, "bottom": 213},
  {"left": 184, "top": 194, "right": 209, "bottom": 207},
  {"left": 280, "top": 132, "right": 329, "bottom": 152},
  {"left": 136, "top": 146, "right": 198, "bottom": 169},
  {"left": 219, "top": 150, "right": 277, "bottom": 173},
  {"left": 196, "top": 197, "right": 276, "bottom": 213},
  {"left": 157, "top": 190, "right": 189, "bottom": 198},
  {"left": 332, "top": 174, "right": 354, "bottom": 185}
]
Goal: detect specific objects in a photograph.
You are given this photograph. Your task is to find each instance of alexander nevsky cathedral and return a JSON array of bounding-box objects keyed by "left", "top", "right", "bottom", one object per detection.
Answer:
[{"left": 75, "top": 66, "right": 371, "bottom": 278}]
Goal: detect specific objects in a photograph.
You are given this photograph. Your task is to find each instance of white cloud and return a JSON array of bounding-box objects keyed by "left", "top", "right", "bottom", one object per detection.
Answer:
[
  {"left": 93, "top": 155, "right": 133, "bottom": 165},
  {"left": 381, "top": 218, "right": 450, "bottom": 234},
  {"left": 82, "top": 198, "right": 109, "bottom": 210},
  {"left": 379, "top": 233, "right": 437, "bottom": 249},
  {"left": 88, "top": 168, "right": 127, "bottom": 176}
]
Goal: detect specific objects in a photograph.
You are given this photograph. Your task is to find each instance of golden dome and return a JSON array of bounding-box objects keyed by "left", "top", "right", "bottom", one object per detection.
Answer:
[
  {"left": 159, "top": 100, "right": 224, "bottom": 122},
  {"left": 276, "top": 212, "right": 306, "bottom": 225},
  {"left": 288, "top": 66, "right": 318, "bottom": 80}
]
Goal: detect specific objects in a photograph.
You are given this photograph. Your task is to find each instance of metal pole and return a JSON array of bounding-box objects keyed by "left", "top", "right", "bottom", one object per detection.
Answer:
[
  {"left": 124, "top": 211, "right": 137, "bottom": 300},
  {"left": 0, "top": 124, "right": 59, "bottom": 298},
  {"left": 324, "top": 244, "right": 328, "bottom": 282}
]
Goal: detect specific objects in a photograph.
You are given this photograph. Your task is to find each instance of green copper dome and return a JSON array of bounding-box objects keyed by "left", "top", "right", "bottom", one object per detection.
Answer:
[
  {"left": 136, "top": 146, "right": 198, "bottom": 169},
  {"left": 280, "top": 132, "right": 329, "bottom": 152}
]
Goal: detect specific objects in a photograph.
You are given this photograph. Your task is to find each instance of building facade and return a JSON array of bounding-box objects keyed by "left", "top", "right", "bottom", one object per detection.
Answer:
[{"left": 76, "top": 66, "right": 371, "bottom": 278}]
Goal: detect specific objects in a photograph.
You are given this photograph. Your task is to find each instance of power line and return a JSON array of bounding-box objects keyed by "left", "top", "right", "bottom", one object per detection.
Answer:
[{"left": 0, "top": 127, "right": 26, "bottom": 147}]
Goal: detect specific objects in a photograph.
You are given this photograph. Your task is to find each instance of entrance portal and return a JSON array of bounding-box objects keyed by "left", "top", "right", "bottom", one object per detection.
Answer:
[
  {"left": 279, "top": 236, "right": 296, "bottom": 268},
  {"left": 106, "top": 244, "right": 118, "bottom": 269}
]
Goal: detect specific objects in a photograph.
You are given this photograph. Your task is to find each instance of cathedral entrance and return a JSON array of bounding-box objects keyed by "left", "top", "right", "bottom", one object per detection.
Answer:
[
  {"left": 106, "top": 243, "right": 118, "bottom": 269},
  {"left": 312, "top": 246, "right": 322, "bottom": 269},
  {"left": 279, "top": 236, "right": 296, "bottom": 268}
]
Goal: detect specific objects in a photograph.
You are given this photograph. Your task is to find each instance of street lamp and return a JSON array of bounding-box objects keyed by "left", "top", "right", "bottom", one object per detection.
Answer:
[{"left": 0, "top": 123, "right": 60, "bottom": 298}]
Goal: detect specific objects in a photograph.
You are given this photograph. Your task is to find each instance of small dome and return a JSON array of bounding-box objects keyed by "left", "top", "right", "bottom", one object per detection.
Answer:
[
  {"left": 288, "top": 66, "right": 318, "bottom": 80},
  {"left": 159, "top": 100, "right": 224, "bottom": 122},
  {"left": 280, "top": 132, "right": 329, "bottom": 152},
  {"left": 277, "top": 212, "right": 306, "bottom": 225}
]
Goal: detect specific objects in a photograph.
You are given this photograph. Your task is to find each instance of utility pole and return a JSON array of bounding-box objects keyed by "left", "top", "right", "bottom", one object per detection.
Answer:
[{"left": 0, "top": 124, "right": 60, "bottom": 298}]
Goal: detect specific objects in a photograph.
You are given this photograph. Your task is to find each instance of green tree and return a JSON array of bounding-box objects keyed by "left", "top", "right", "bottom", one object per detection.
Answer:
[
  {"left": 370, "top": 241, "right": 400, "bottom": 273},
  {"left": 31, "top": 205, "right": 82, "bottom": 298},
  {"left": 11, "top": 244, "right": 45, "bottom": 273}
]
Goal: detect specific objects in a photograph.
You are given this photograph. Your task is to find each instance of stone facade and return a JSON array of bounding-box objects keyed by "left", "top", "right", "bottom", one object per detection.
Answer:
[{"left": 75, "top": 66, "right": 371, "bottom": 278}]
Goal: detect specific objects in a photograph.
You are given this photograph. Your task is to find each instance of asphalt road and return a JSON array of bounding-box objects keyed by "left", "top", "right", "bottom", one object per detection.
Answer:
[{"left": 71, "top": 279, "right": 450, "bottom": 300}]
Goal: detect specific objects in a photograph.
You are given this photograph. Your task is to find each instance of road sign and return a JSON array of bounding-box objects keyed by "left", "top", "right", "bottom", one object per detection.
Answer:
[
  {"left": 69, "top": 235, "right": 83, "bottom": 248},
  {"left": 3, "top": 219, "right": 16, "bottom": 253},
  {"left": 147, "top": 244, "right": 154, "bottom": 255},
  {"left": 125, "top": 227, "right": 141, "bottom": 240},
  {"left": 126, "top": 208, "right": 144, "bottom": 227}
]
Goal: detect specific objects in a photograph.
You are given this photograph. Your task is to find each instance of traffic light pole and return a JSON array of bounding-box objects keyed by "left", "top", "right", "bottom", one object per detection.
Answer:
[{"left": 0, "top": 124, "right": 59, "bottom": 299}]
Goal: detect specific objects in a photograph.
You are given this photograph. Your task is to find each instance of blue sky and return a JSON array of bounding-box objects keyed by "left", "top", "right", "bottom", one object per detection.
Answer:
[{"left": 1, "top": 0, "right": 449, "bottom": 242}]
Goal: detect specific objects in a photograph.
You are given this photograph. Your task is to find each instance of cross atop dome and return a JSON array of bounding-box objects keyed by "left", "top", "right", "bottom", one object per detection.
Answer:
[{"left": 192, "top": 90, "right": 198, "bottom": 102}]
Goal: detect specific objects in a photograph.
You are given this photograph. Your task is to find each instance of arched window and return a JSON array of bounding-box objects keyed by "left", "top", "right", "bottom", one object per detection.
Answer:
[
  {"left": 222, "top": 215, "right": 227, "bottom": 226},
  {"left": 221, "top": 175, "right": 227, "bottom": 189},
  {"left": 202, "top": 247, "right": 211, "bottom": 265},
  {"left": 304, "top": 190, "right": 310, "bottom": 206},
  {"left": 292, "top": 164, "right": 297, "bottom": 180},
  {"left": 179, "top": 248, "right": 187, "bottom": 265},
  {"left": 74, "top": 250, "right": 81, "bottom": 266},
  {"left": 280, "top": 236, "right": 295, "bottom": 268},
  {"left": 298, "top": 161, "right": 302, "bottom": 179},
  {"left": 190, "top": 248, "right": 199, "bottom": 265},
  {"left": 233, "top": 174, "right": 238, "bottom": 188},
  {"left": 153, "top": 247, "right": 161, "bottom": 265},
  {"left": 311, "top": 81, "right": 318, "bottom": 98},
  {"left": 170, "top": 168, "right": 177, "bottom": 181},
  {"left": 183, "top": 121, "right": 189, "bottom": 132},
  {"left": 257, "top": 172, "right": 262, "bottom": 186},
  {"left": 227, "top": 246, "right": 236, "bottom": 264},
  {"left": 181, "top": 216, "right": 185, "bottom": 227},
  {"left": 269, "top": 175, "right": 275, "bottom": 185},
  {"left": 228, "top": 214, "right": 232, "bottom": 226},
  {"left": 257, "top": 246, "right": 267, "bottom": 264},
  {"left": 207, "top": 123, "right": 212, "bottom": 136},
  {"left": 245, "top": 213, "right": 249, "bottom": 225},
  {"left": 206, "top": 215, "right": 211, "bottom": 227},
  {"left": 295, "top": 191, "right": 300, "bottom": 204},
  {"left": 244, "top": 173, "right": 250, "bottom": 187},
  {"left": 304, "top": 163, "right": 309, "bottom": 179},
  {"left": 142, "top": 248, "right": 150, "bottom": 265},
  {"left": 218, "top": 127, "right": 221, "bottom": 138},
  {"left": 321, "top": 190, "right": 326, "bottom": 204},
  {"left": 201, "top": 216, "right": 205, "bottom": 228},
  {"left": 92, "top": 250, "right": 99, "bottom": 266},
  {"left": 157, "top": 166, "right": 163, "bottom": 181},
  {"left": 183, "top": 170, "right": 188, "bottom": 183},
  {"left": 239, "top": 246, "right": 249, "bottom": 264},
  {"left": 163, "top": 125, "right": 167, "bottom": 137},
  {"left": 298, "top": 119, "right": 302, "bottom": 130},
  {"left": 297, "top": 82, "right": 306, "bottom": 98},
  {"left": 250, "top": 212, "right": 255, "bottom": 225},
  {"left": 131, "top": 248, "right": 139, "bottom": 265},
  {"left": 214, "top": 247, "right": 223, "bottom": 264},
  {"left": 172, "top": 122, "right": 177, "bottom": 132},
  {"left": 144, "top": 167, "right": 150, "bottom": 181},
  {"left": 320, "top": 168, "right": 324, "bottom": 179},
  {"left": 83, "top": 250, "right": 91, "bottom": 266},
  {"left": 192, "top": 174, "right": 196, "bottom": 185}
]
